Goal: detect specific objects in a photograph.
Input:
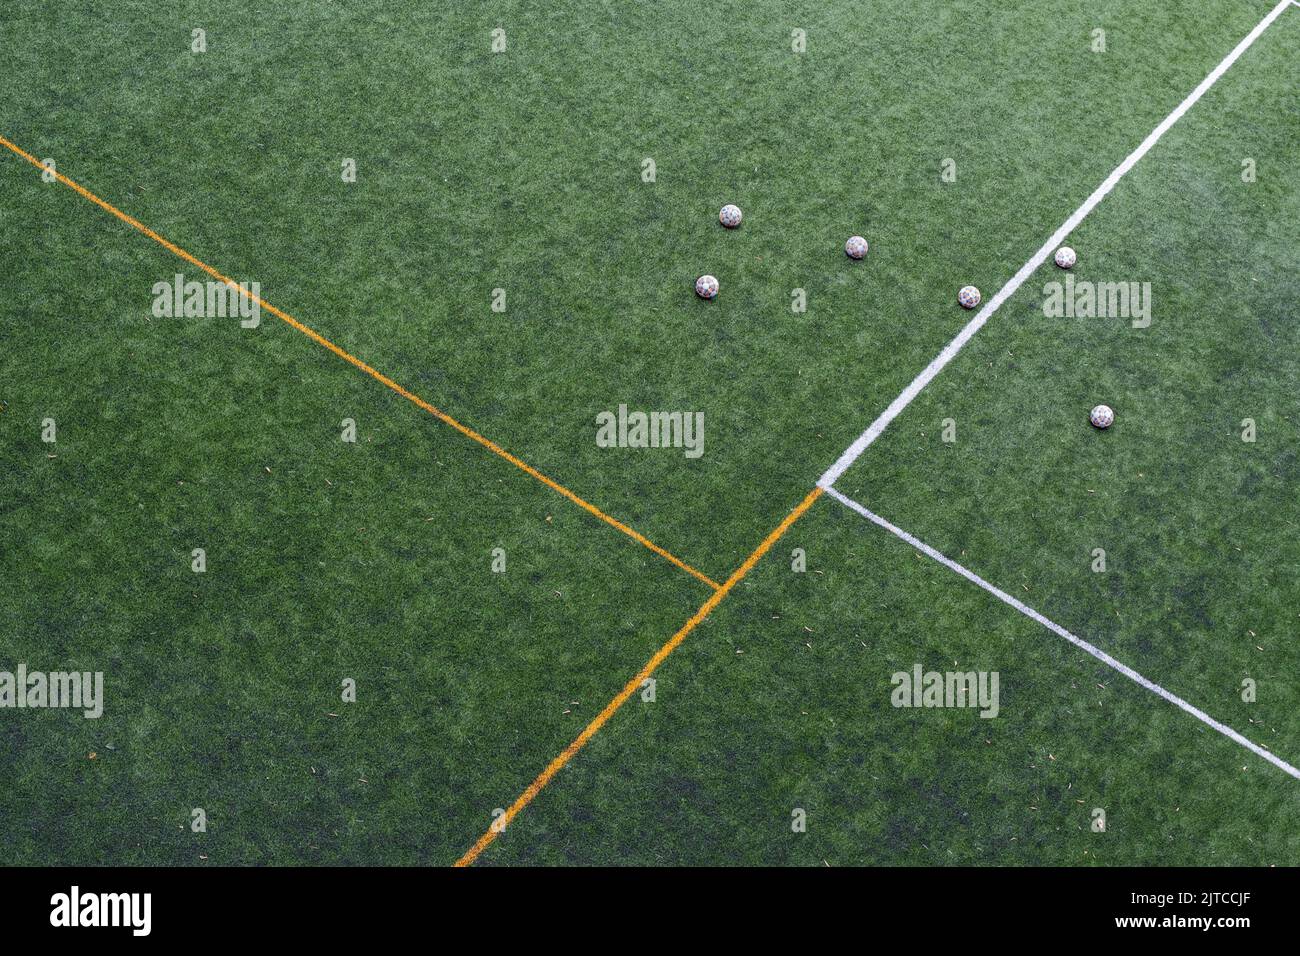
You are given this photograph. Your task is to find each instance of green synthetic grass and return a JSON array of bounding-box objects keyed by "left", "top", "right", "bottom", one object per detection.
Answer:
[
  {"left": 838, "top": 6, "right": 1300, "bottom": 784},
  {"left": 480, "top": 504, "right": 1300, "bottom": 865},
  {"left": 1, "top": 0, "right": 1296, "bottom": 865}
]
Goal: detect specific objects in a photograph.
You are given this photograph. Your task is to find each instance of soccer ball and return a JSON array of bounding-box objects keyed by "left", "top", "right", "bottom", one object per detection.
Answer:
[
  {"left": 1055, "top": 246, "right": 1077, "bottom": 269},
  {"left": 719, "top": 204, "right": 743, "bottom": 228},
  {"left": 695, "top": 274, "right": 719, "bottom": 299},
  {"left": 1090, "top": 404, "right": 1115, "bottom": 429},
  {"left": 958, "top": 285, "right": 981, "bottom": 309},
  {"left": 845, "top": 236, "right": 868, "bottom": 259}
]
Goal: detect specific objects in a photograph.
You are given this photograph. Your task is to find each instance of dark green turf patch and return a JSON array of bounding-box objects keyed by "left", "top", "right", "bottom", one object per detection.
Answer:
[{"left": 0, "top": 174, "right": 706, "bottom": 864}]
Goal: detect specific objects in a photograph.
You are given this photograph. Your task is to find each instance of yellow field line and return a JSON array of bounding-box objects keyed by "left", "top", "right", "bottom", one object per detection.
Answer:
[
  {"left": 454, "top": 485, "right": 823, "bottom": 866},
  {"left": 0, "top": 135, "right": 721, "bottom": 592}
]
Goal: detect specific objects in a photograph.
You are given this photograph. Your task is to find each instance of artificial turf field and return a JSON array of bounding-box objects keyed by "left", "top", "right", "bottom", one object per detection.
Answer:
[{"left": 1, "top": 0, "right": 1297, "bottom": 866}]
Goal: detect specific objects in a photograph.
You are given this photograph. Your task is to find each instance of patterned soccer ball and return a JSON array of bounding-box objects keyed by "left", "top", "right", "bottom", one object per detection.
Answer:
[
  {"left": 1090, "top": 404, "right": 1115, "bottom": 429},
  {"left": 695, "top": 274, "right": 719, "bottom": 300},
  {"left": 719, "top": 204, "right": 743, "bottom": 228},
  {"left": 845, "top": 236, "right": 868, "bottom": 259},
  {"left": 1055, "top": 246, "right": 1077, "bottom": 269},
  {"left": 958, "top": 285, "right": 981, "bottom": 309}
]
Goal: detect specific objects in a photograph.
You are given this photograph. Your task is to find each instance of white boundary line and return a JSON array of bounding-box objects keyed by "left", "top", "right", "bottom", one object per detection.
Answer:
[
  {"left": 818, "top": 0, "right": 1295, "bottom": 489},
  {"left": 823, "top": 485, "right": 1300, "bottom": 781}
]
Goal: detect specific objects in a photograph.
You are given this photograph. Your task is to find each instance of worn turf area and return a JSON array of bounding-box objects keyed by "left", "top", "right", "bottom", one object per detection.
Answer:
[{"left": 1, "top": 0, "right": 1296, "bottom": 865}]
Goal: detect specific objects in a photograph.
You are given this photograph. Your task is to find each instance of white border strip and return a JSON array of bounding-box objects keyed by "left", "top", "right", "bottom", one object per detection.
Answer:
[
  {"left": 818, "top": 0, "right": 1294, "bottom": 490},
  {"left": 823, "top": 485, "right": 1300, "bottom": 781}
]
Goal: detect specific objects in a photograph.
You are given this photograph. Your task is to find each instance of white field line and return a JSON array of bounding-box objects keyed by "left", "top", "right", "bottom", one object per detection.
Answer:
[
  {"left": 818, "top": 0, "right": 1295, "bottom": 490},
  {"left": 823, "top": 485, "right": 1300, "bottom": 781}
]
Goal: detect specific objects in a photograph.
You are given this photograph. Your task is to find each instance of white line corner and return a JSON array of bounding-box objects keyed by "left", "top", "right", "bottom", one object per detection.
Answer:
[{"left": 818, "top": 0, "right": 1294, "bottom": 490}]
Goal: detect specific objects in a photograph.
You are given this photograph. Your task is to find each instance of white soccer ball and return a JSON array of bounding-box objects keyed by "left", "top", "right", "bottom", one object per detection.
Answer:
[
  {"left": 845, "top": 236, "right": 868, "bottom": 259},
  {"left": 1055, "top": 246, "right": 1077, "bottom": 269},
  {"left": 958, "top": 285, "right": 981, "bottom": 309},
  {"left": 695, "top": 274, "right": 719, "bottom": 300},
  {"left": 719, "top": 204, "right": 743, "bottom": 228},
  {"left": 1090, "top": 404, "right": 1115, "bottom": 429}
]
